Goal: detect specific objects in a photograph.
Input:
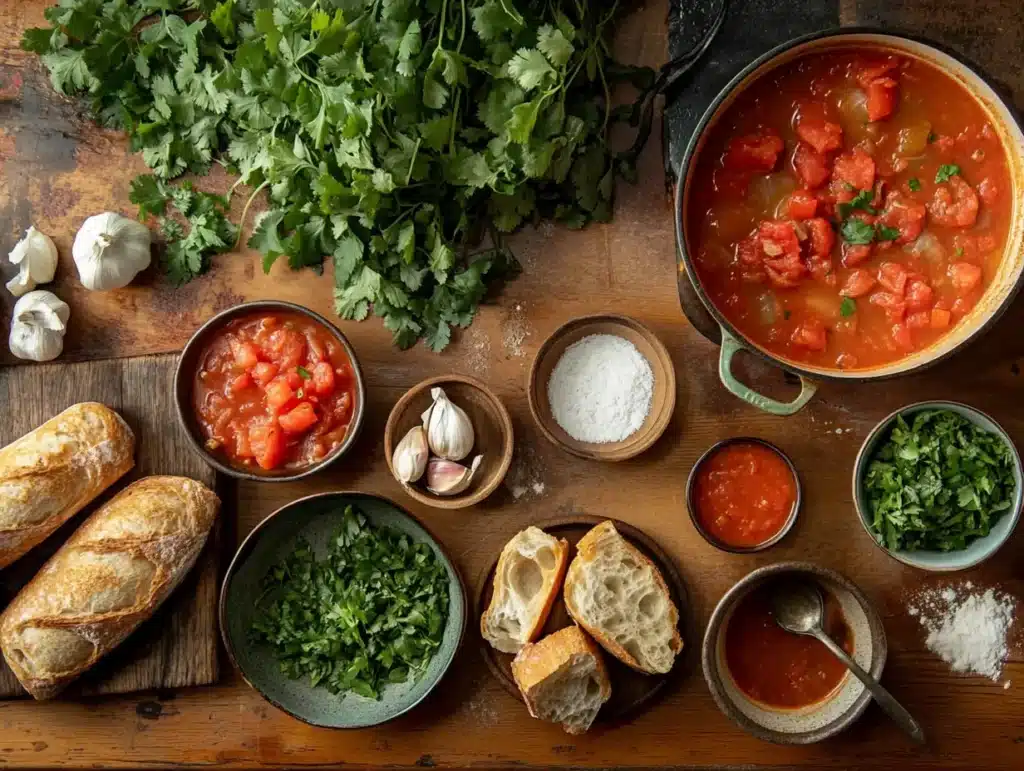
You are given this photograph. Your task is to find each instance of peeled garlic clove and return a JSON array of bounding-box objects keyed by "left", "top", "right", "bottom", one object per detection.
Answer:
[
  {"left": 426, "top": 455, "right": 483, "bottom": 496},
  {"left": 392, "top": 425, "right": 429, "bottom": 484},
  {"left": 421, "top": 386, "right": 475, "bottom": 461},
  {"left": 6, "top": 226, "right": 58, "bottom": 298}
]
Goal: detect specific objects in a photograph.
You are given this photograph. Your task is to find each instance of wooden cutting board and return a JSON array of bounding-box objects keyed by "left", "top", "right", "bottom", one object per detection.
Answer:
[{"left": 0, "top": 353, "right": 220, "bottom": 698}]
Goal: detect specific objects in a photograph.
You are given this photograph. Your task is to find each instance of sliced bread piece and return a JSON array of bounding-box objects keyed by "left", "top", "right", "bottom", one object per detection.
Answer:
[
  {"left": 563, "top": 520, "right": 682, "bottom": 674},
  {"left": 511, "top": 625, "right": 611, "bottom": 735},
  {"left": 481, "top": 526, "right": 569, "bottom": 653}
]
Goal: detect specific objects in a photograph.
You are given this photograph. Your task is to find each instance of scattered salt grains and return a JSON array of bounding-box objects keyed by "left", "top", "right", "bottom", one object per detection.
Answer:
[
  {"left": 502, "top": 303, "right": 531, "bottom": 358},
  {"left": 462, "top": 325, "right": 492, "bottom": 375},
  {"left": 506, "top": 444, "right": 546, "bottom": 501}
]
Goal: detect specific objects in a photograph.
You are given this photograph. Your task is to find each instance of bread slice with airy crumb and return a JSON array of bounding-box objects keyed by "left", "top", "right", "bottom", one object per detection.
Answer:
[
  {"left": 511, "top": 625, "right": 611, "bottom": 734},
  {"left": 563, "top": 520, "right": 682, "bottom": 674},
  {"left": 481, "top": 527, "right": 569, "bottom": 653}
]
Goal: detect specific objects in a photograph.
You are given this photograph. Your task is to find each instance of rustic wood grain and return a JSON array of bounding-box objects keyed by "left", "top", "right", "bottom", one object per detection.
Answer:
[
  {"left": 0, "top": 0, "right": 1021, "bottom": 768},
  {"left": 0, "top": 354, "right": 219, "bottom": 698}
]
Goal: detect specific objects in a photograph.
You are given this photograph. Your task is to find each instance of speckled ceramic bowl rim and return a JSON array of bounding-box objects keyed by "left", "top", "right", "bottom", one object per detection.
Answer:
[
  {"left": 219, "top": 490, "right": 468, "bottom": 729},
  {"left": 852, "top": 400, "right": 1024, "bottom": 571},
  {"left": 701, "top": 562, "right": 887, "bottom": 744},
  {"left": 174, "top": 300, "right": 366, "bottom": 482},
  {"left": 685, "top": 437, "right": 802, "bottom": 553}
]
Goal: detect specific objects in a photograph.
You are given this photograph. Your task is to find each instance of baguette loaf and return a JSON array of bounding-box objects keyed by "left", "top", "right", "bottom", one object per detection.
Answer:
[
  {"left": 564, "top": 521, "right": 682, "bottom": 674},
  {"left": 0, "top": 476, "right": 219, "bottom": 699},
  {"left": 481, "top": 526, "right": 569, "bottom": 653},
  {"left": 512, "top": 625, "right": 611, "bottom": 735},
  {"left": 0, "top": 402, "right": 135, "bottom": 569}
]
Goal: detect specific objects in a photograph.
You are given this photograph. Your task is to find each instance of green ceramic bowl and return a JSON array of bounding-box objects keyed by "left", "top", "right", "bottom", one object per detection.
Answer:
[
  {"left": 220, "top": 491, "right": 467, "bottom": 728},
  {"left": 853, "top": 400, "right": 1023, "bottom": 572}
]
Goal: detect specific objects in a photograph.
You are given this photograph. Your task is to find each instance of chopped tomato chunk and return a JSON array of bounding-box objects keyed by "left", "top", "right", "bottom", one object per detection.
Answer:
[
  {"left": 876, "top": 192, "right": 926, "bottom": 244},
  {"left": 856, "top": 58, "right": 899, "bottom": 88},
  {"left": 265, "top": 377, "right": 295, "bottom": 410},
  {"left": 251, "top": 361, "right": 279, "bottom": 387},
  {"left": 262, "top": 328, "right": 306, "bottom": 370},
  {"left": 758, "top": 220, "right": 802, "bottom": 257},
  {"left": 723, "top": 131, "right": 784, "bottom": 172},
  {"left": 806, "top": 218, "right": 835, "bottom": 258},
  {"left": 865, "top": 78, "right": 898, "bottom": 121},
  {"left": 928, "top": 176, "right": 979, "bottom": 227},
  {"left": 977, "top": 176, "right": 999, "bottom": 206},
  {"left": 312, "top": 361, "right": 336, "bottom": 396},
  {"left": 878, "top": 262, "right": 909, "bottom": 296},
  {"left": 796, "top": 117, "right": 844, "bottom": 154},
  {"left": 870, "top": 291, "right": 906, "bottom": 322},
  {"left": 278, "top": 402, "right": 319, "bottom": 434},
  {"left": 840, "top": 270, "right": 876, "bottom": 298},
  {"left": 231, "top": 340, "right": 259, "bottom": 370},
  {"left": 250, "top": 424, "right": 286, "bottom": 470},
  {"left": 842, "top": 243, "right": 873, "bottom": 267},
  {"left": 792, "top": 319, "right": 828, "bottom": 351},
  {"left": 949, "top": 262, "right": 982, "bottom": 292},
  {"left": 931, "top": 308, "right": 952, "bottom": 329},
  {"left": 906, "top": 311, "right": 930, "bottom": 330},
  {"left": 787, "top": 190, "right": 819, "bottom": 219},
  {"left": 793, "top": 143, "right": 831, "bottom": 189},
  {"left": 891, "top": 323, "right": 913, "bottom": 350},
  {"left": 904, "top": 280, "right": 934, "bottom": 312},
  {"left": 229, "top": 373, "right": 253, "bottom": 393},
  {"left": 832, "top": 149, "right": 875, "bottom": 191},
  {"left": 286, "top": 371, "right": 303, "bottom": 389}
]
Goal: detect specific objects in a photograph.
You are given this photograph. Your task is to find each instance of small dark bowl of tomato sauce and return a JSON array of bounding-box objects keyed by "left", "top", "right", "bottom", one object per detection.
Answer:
[
  {"left": 175, "top": 301, "right": 365, "bottom": 481},
  {"left": 686, "top": 438, "right": 801, "bottom": 553}
]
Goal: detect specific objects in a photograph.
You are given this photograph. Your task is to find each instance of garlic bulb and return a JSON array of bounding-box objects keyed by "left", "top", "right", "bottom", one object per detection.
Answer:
[
  {"left": 420, "top": 387, "right": 474, "bottom": 461},
  {"left": 9, "top": 290, "right": 70, "bottom": 362},
  {"left": 6, "top": 226, "right": 58, "bottom": 297},
  {"left": 426, "top": 455, "right": 483, "bottom": 496},
  {"left": 72, "top": 212, "right": 152, "bottom": 290},
  {"left": 392, "top": 425, "right": 429, "bottom": 484}
]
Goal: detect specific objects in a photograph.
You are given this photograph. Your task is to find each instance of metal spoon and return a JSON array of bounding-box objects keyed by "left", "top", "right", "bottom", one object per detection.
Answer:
[{"left": 770, "top": 579, "right": 926, "bottom": 745}]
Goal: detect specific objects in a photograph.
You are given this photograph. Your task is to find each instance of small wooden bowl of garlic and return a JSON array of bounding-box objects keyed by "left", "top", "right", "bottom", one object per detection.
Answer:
[{"left": 385, "top": 375, "right": 514, "bottom": 510}]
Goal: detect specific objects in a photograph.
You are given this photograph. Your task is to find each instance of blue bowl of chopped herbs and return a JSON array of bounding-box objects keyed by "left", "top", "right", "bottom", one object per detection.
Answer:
[
  {"left": 853, "top": 402, "right": 1022, "bottom": 571},
  {"left": 220, "top": 492, "right": 466, "bottom": 728}
]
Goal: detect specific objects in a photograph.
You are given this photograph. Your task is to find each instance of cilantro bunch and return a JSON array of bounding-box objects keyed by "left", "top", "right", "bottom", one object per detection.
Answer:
[
  {"left": 864, "top": 410, "right": 1016, "bottom": 552},
  {"left": 24, "top": 0, "right": 646, "bottom": 350},
  {"left": 250, "top": 505, "right": 451, "bottom": 700}
]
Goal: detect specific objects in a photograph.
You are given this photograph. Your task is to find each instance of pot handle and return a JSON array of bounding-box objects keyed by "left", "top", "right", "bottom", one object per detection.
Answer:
[{"left": 718, "top": 329, "right": 818, "bottom": 416}]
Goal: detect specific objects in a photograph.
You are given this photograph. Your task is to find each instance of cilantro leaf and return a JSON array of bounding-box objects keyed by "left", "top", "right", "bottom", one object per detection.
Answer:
[
  {"left": 506, "top": 48, "right": 555, "bottom": 91},
  {"left": 537, "top": 25, "right": 574, "bottom": 68},
  {"left": 908, "top": 177, "right": 921, "bottom": 192},
  {"left": 840, "top": 297, "right": 856, "bottom": 317},
  {"left": 877, "top": 225, "right": 901, "bottom": 241},
  {"left": 935, "top": 163, "right": 961, "bottom": 183},
  {"left": 841, "top": 218, "right": 876, "bottom": 245},
  {"left": 836, "top": 188, "right": 877, "bottom": 219}
]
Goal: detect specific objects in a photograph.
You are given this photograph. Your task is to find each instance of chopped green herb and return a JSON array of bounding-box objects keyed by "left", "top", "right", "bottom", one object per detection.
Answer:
[
  {"left": 837, "top": 189, "right": 877, "bottom": 219},
  {"left": 841, "top": 218, "right": 876, "bottom": 245},
  {"left": 783, "top": 309, "right": 792, "bottom": 320},
  {"left": 840, "top": 297, "right": 856, "bottom": 317},
  {"left": 864, "top": 410, "right": 1016, "bottom": 552},
  {"left": 877, "top": 225, "right": 901, "bottom": 241},
  {"left": 927, "top": 131, "right": 938, "bottom": 143},
  {"left": 935, "top": 164, "right": 961, "bottom": 183},
  {"left": 250, "top": 505, "right": 450, "bottom": 700},
  {"left": 955, "top": 246, "right": 965, "bottom": 257},
  {"left": 296, "top": 366, "right": 312, "bottom": 380},
  {"left": 908, "top": 178, "right": 921, "bottom": 192},
  {"left": 842, "top": 181, "right": 856, "bottom": 192}
]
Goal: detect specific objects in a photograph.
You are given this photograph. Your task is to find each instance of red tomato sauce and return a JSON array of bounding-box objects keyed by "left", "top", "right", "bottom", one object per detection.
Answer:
[
  {"left": 692, "top": 442, "right": 797, "bottom": 548},
  {"left": 192, "top": 312, "right": 357, "bottom": 471},
  {"left": 725, "top": 585, "right": 853, "bottom": 709},
  {"left": 687, "top": 49, "right": 1011, "bottom": 370}
]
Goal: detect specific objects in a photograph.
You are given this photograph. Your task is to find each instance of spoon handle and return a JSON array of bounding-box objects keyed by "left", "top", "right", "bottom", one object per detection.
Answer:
[{"left": 812, "top": 630, "right": 926, "bottom": 745}]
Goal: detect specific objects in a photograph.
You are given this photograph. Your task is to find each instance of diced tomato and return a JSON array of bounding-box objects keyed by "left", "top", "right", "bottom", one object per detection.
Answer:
[
  {"left": 878, "top": 262, "right": 909, "bottom": 296},
  {"left": 265, "top": 377, "right": 295, "bottom": 410},
  {"left": 977, "top": 234, "right": 998, "bottom": 253},
  {"left": 977, "top": 176, "right": 999, "bottom": 206},
  {"left": 764, "top": 265, "right": 802, "bottom": 289},
  {"left": 865, "top": 78, "right": 898, "bottom": 121},
  {"left": 723, "top": 131, "right": 785, "bottom": 172},
  {"left": 842, "top": 243, "right": 873, "bottom": 267},
  {"left": 933, "top": 134, "right": 956, "bottom": 154},
  {"left": 757, "top": 220, "right": 802, "bottom": 258},
  {"left": 229, "top": 373, "right": 253, "bottom": 393},
  {"left": 234, "top": 425, "right": 253, "bottom": 458},
  {"left": 931, "top": 308, "right": 952, "bottom": 329},
  {"left": 796, "top": 117, "right": 844, "bottom": 154},
  {"left": 312, "top": 361, "right": 336, "bottom": 396},
  {"left": 278, "top": 402, "right": 319, "bottom": 434},
  {"left": 793, "top": 142, "right": 831, "bottom": 189},
  {"left": 876, "top": 192, "right": 926, "bottom": 244},
  {"left": 952, "top": 295, "right": 976, "bottom": 316},
  {"left": 231, "top": 339, "right": 260, "bottom": 370},
  {"left": 832, "top": 149, "right": 875, "bottom": 191},
  {"left": 791, "top": 319, "right": 828, "bottom": 351},
  {"left": 251, "top": 361, "right": 279, "bottom": 387},
  {"left": 788, "top": 190, "right": 819, "bottom": 219},
  {"left": 840, "top": 270, "right": 876, "bottom": 298},
  {"left": 904, "top": 280, "right": 934, "bottom": 312},
  {"left": 891, "top": 323, "right": 913, "bottom": 350},
  {"left": 286, "top": 371, "right": 303, "bottom": 389},
  {"left": 250, "top": 424, "right": 286, "bottom": 470},
  {"left": 928, "top": 176, "right": 979, "bottom": 227},
  {"left": 949, "top": 262, "right": 982, "bottom": 292},
  {"left": 808, "top": 256, "right": 835, "bottom": 286},
  {"left": 304, "top": 331, "right": 326, "bottom": 363},
  {"left": 906, "top": 311, "right": 931, "bottom": 330},
  {"left": 856, "top": 59, "right": 899, "bottom": 88},
  {"left": 713, "top": 167, "right": 750, "bottom": 197},
  {"left": 806, "top": 218, "right": 835, "bottom": 258},
  {"left": 262, "top": 328, "right": 307, "bottom": 370},
  {"left": 870, "top": 291, "right": 907, "bottom": 322}
]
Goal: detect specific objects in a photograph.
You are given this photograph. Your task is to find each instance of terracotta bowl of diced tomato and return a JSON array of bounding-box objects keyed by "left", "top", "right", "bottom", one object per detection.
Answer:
[
  {"left": 675, "top": 29, "right": 1024, "bottom": 416},
  {"left": 175, "top": 301, "right": 365, "bottom": 481}
]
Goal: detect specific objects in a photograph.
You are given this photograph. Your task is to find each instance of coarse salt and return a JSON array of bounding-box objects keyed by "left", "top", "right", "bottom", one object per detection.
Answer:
[{"left": 547, "top": 334, "right": 654, "bottom": 443}]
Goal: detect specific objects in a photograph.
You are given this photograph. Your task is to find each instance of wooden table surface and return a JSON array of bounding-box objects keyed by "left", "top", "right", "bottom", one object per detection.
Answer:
[{"left": 1, "top": 0, "right": 1023, "bottom": 769}]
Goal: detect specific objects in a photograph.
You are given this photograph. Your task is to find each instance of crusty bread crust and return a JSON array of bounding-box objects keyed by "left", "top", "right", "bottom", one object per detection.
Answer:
[
  {"left": 480, "top": 526, "right": 569, "bottom": 653},
  {"left": 0, "top": 402, "right": 135, "bottom": 569},
  {"left": 564, "top": 520, "right": 682, "bottom": 674},
  {"left": 0, "top": 476, "right": 219, "bottom": 699}
]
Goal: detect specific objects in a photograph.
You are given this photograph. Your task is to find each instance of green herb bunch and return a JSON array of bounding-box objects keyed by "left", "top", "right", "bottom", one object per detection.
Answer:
[
  {"left": 864, "top": 410, "right": 1016, "bottom": 552},
  {"left": 250, "top": 506, "right": 450, "bottom": 699},
  {"left": 24, "top": 0, "right": 645, "bottom": 350}
]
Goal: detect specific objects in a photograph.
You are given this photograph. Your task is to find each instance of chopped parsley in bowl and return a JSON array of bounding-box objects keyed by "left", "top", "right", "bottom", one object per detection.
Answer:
[{"left": 853, "top": 402, "right": 1022, "bottom": 571}]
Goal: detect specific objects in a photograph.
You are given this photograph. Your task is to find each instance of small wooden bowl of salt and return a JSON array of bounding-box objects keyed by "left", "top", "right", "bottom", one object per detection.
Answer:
[{"left": 528, "top": 314, "right": 676, "bottom": 461}]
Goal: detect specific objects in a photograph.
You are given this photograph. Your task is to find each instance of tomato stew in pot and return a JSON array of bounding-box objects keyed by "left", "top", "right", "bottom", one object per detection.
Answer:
[{"left": 687, "top": 49, "right": 1011, "bottom": 370}]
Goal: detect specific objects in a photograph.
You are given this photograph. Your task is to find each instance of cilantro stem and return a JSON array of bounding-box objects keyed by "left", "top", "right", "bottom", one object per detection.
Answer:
[
  {"left": 435, "top": 0, "right": 448, "bottom": 52},
  {"left": 457, "top": 0, "right": 467, "bottom": 51},
  {"left": 235, "top": 179, "right": 270, "bottom": 249}
]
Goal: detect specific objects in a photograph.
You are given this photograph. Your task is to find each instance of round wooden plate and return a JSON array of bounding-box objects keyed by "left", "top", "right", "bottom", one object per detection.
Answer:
[
  {"left": 528, "top": 314, "right": 676, "bottom": 461},
  {"left": 476, "top": 516, "right": 695, "bottom": 725}
]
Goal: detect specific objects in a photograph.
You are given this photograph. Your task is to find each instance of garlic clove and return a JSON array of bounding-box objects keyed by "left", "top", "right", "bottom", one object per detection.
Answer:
[
  {"left": 426, "top": 455, "right": 483, "bottom": 496},
  {"left": 6, "top": 226, "right": 58, "bottom": 298},
  {"left": 391, "top": 425, "right": 429, "bottom": 484},
  {"left": 421, "top": 386, "right": 475, "bottom": 461},
  {"left": 8, "top": 289, "right": 70, "bottom": 362}
]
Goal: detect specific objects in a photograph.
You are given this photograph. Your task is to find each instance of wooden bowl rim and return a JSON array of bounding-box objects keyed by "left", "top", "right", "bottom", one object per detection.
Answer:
[
  {"left": 528, "top": 313, "right": 676, "bottom": 462},
  {"left": 384, "top": 374, "right": 514, "bottom": 510}
]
